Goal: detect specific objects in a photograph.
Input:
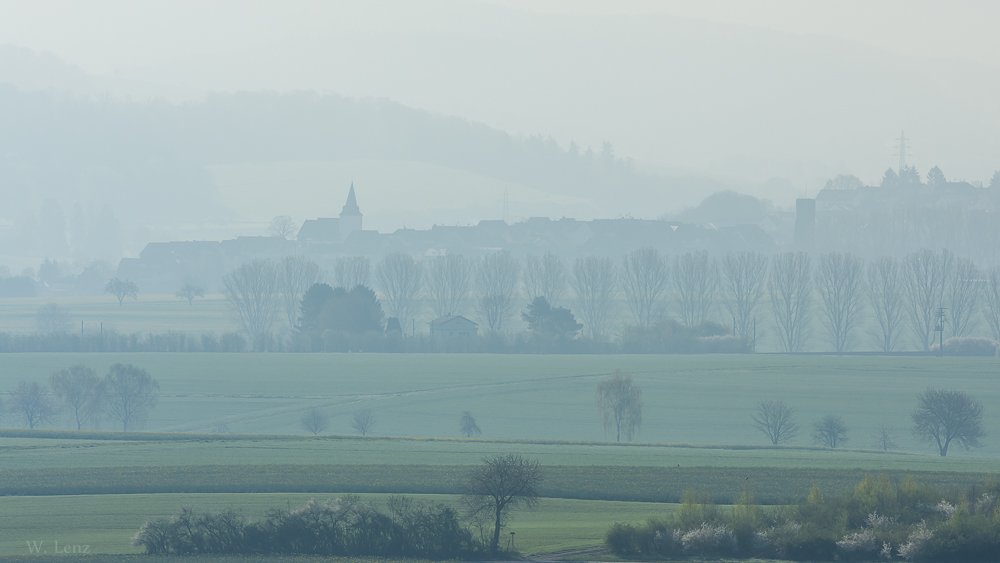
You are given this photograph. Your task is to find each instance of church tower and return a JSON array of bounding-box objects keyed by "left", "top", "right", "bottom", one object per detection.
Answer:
[{"left": 339, "top": 182, "right": 363, "bottom": 240}]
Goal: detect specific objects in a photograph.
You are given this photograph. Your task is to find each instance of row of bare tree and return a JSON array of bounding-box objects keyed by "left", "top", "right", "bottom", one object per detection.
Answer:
[{"left": 222, "top": 248, "right": 1000, "bottom": 352}]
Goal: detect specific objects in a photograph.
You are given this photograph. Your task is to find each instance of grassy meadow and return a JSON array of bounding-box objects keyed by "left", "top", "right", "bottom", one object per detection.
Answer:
[
  {"left": 0, "top": 352, "right": 997, "bottom": 557},
  {"left": 0, "top": 294, "right": 235, "bottom": 334},
  {"left": 0, "top": 492, "right": 678, "bottom": 556},
  {"left": 0, "top": 353, "right": 997, "bottom": 455}
]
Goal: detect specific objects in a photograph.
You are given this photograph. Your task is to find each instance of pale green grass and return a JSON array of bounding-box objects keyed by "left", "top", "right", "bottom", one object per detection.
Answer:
[
  {"left": 0, "top": 492, "right": 678, "bottom": 556},
  {"left": 0, "top": 354, "right": 997, "bottom": 457},
  {"left": 0, "top": 294, "right": 235, "bottom": 333},
  {"left": 0, "top": 434, "right": 995, "bottom": 474}
]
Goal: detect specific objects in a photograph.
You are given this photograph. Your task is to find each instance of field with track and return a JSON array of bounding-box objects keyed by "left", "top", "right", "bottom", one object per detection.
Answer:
[
  {"left": 0, "top": 353, "right": 997, "bottom": 557},
  {"left": 0, "top": 353, "right": 997, "bottom": 454}
]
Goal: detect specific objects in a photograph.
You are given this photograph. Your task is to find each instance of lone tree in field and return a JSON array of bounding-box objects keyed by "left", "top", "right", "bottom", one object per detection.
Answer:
[
  {"left": 301, "top": 407, "right": 329, "bottom": 435},
  {"left": 9, "top": 380, "right": 58, "bottom": 429},
  {"left": 104, "top": 363, "right": 159, "bottom": 431},
  {"left": 105, "top": 278, "right": 138, "bottom": 305},
  {"left": 751, "top": 399, "right": 799, "bottom": 445},
  {"left": 175, "top": 283, "right": 204, "bottom": 306},
  {"left": 871, "top": 423, "right": 898, "bottom": 452},
  {"left": 351, "top": 408, "right": 376, "bottom": 436},
  {"left": 811, "top": 414, "right": 849, "bottom": 448},
  {"left": 596, "top": 371, "right": 643, "bottom": 442},
  {"left": 50, "top": 364, "right": 104, "bottom": 430},
  {"left": 460, "top": 411, "right": 482, "bottom": 438},
  {"left": 464, "top": 454, "right": 543, "bottom": 553},
  {"left": 911, "top": 388, "right": 985, "bottom": 456}
]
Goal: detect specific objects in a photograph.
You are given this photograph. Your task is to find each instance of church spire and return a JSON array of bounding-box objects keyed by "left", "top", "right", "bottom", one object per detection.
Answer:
[{"left": 341, "top": 182, "right": 361, "bottom": 217}]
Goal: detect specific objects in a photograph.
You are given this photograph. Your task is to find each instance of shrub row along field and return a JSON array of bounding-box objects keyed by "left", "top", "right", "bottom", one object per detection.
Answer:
[
  {"left": 0, "top": 353, "right": 998, "bottom": 456},
  {"left": 0, "top": 462, "right": 992, "bottom": 505},
  {"left": 0, "top": 492, "right": 677, "bottom": 556}
]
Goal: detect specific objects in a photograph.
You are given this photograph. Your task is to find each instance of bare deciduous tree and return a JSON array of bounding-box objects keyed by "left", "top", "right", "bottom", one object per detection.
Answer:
[
  {"left": 751, "top": 399, "right": 798, "bottom": 445},
  {"left": 105, "top": 278, "right": 138, "bottom": 305},
  {"left": 911, "top": 388, "right": 984, "bottom": 457},
  {"left": 36, "top": 303, "right": 70, "bottom": 333},
  {"left": 768, "top": 252, "right": 812, "bottom": 353},
  {"left": 175, "top": 283, "right": 204, "bottom": 306},
  {"left": 985, "top": 266, "right": 1000, "bottom": 341},
  {"left": 50, "top": 364, "right": 104, "bottom": 430},
  {"left": 268, "top": 215, "right": 296, "bottom": 239},
  {"left": 279, "top": 256, "right": 321, "bottom": 331},
  {"left": 815, "top": 252, "right": 865, "bottom": 353},
  {"left": 9, "top": 380, "right": 58, "bottom": 429},
  {"left": 867, "top": 256, "right": 905, "bottom": 352},
  {"left": 476, "top": 251, "right": 520, "bottom": 332},
  {"left": 222, "top": 258, "right": 281, "bottom": 348},
  {"left": 673, "top": 251, "right": 718, "bottom": 327},
  {"left": 722, "top": 251, "right": 768, "bottom": 340},
  {"left": 571, "top": 256, "right": 617, "bottom": 341},
  {"left": 428, "top": 254, "right": 473, "bottom": 317},
  {"left": 947, "top": 258, "right": 982, "bottom": 338},
  {"left": 596, "top": 371, "right": 642, "bottom": 442},
  {"left": 523, "top": 253, "right": 567, "bottom": 305},
  {"left": 301, "top": 407, "right": 329, "bottom": 435},
  {"left": 351, "top": 408, "right": 376, "bottom": 436},
  {"left": 464, "top": 454, "right": 543, "bottom": 553},
  {"left": 375, "top": 252, "right": 423, "bottom": 332},
  {"left": 335, "top": 256, "right": 372, "bottom": 289},
  {"left": 621, "top": 247, "right": 669, "bottom": 328},
  {"left": 871, "top": 423, "right": 898, "bottom": 452},
  {"left": 460, "top": 410, "right": 482, "bottom": 438},
  {"left": 103, "top": 363, "right": 159, "bottom": 432},
  {"left": 811, "top": 414, "right": 849, "bottom": 448},
  {"left": 902, "top": 249, "right": 953, "bottom": 351}
]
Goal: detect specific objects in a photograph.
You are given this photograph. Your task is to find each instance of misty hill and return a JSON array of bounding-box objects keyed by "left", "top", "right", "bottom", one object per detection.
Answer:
[{"left": 0, "top": 82, "right": 728, "bottom": 232}]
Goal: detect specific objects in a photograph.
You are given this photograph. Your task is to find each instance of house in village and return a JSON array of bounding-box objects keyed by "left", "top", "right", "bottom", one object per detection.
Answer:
[{"left": 429, "top": 315, "right": 478, "bottom": 340}]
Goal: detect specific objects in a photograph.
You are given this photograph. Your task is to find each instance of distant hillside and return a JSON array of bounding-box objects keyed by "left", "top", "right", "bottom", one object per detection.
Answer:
[{"left": 0, "top": 85, "right": 727, "bottom": 228}]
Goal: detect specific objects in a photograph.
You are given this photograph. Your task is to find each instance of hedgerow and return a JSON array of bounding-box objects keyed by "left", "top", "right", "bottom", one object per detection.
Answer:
[
  {"left": 605, "top": 474, "right": 1000, "bottom": 562},
  {"left": 131, "top": 495, "right": 478, "bottom": 558}
]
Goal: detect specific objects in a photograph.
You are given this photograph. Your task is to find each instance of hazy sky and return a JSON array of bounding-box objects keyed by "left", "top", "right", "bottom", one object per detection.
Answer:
[{"left": 1, "top": 0, "right": 998, "bottom": 223}]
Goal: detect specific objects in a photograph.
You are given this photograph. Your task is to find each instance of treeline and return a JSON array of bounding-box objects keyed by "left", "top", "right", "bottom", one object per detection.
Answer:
[
  {"left": 0, "top": 319, "right": 746, "bottom": 354},
  {"left": 219, "top": 248, "right": 1000, "bottom": 353},
  {"left": 607, "top": 475, "right": 1000, "bottom": 562},
  {"left": 131, "top": 496, "right": 476, "bottom": 557}
]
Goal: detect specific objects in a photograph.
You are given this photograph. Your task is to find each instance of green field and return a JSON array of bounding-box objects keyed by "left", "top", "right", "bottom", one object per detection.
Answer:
[
  {"left": 0, "top": 353, "right": 997, "bottom": 456},
  {"left": 0, "top": 492, "right": 678, "bottom": 556},
  {"left": 1, "top": 353, "right": 998, "bottom": 558},
  {"left": 0, "top": 294, "right": 236, "bottom": 334}
]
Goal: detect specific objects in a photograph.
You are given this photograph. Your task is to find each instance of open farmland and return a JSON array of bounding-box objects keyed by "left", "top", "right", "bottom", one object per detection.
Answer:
[
  {"left": 0, "top": 492, "right": 678, "bottom": 556},
  {"left": 0, "top": 353, "right": 997, "bottom": 455},
  {"left": 0, "top": 295, "right": 235, "bottom": 334}
]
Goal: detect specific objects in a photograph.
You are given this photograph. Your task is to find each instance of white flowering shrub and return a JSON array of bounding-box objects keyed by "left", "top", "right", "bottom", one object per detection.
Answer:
[
  {"left": 838, "top": 528, "right": 880, "bottom": 556},
  {"left": 897, "top": 522, "right": 934, "bottom": 561},
  {"left": 679, "top": 522, "right": 737, "bottom": 556}
]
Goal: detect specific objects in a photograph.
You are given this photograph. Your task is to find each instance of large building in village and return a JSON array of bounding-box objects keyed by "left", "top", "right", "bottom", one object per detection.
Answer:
[{"left": 117, "top": 183, "right": 778, "bottom": 294}]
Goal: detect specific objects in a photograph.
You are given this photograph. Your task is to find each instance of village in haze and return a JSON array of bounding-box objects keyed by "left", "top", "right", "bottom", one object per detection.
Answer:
[{"left": 0, "top": 1, "right": 999, "bottom": 561}]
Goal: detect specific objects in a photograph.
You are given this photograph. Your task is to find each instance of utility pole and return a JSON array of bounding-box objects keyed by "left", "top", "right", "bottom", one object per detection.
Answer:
[{"left": 935, "top": 307, "right": 947, "bottom": 356}]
